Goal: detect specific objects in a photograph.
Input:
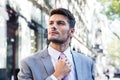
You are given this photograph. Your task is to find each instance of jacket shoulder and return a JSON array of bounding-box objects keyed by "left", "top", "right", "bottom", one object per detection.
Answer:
[
  {"left": 72, "top": 50, "right": 94, "bottom": 63},
  {"left": 20, "top": 48, "right": 48, "bottom": 66}
]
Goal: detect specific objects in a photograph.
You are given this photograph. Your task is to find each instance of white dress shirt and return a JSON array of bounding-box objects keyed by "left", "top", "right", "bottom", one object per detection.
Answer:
[{"left": 48, "top": 46, "right": 76, "bottom": 80}]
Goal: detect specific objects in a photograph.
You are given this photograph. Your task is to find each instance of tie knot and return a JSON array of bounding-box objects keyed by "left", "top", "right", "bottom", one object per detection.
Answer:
[{"left": 58, "top": 53, "right": 66, "bottom": 59}]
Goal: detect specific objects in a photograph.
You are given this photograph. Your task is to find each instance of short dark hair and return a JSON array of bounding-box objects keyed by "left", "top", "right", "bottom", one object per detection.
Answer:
[{"left": 49, "top": 8, "right": 76, "bottom": 28}]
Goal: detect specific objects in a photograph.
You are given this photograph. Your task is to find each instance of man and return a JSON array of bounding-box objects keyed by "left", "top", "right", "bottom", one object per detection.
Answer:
[{"left": 18, "top": 8, "right": 94, "bottom": 80}]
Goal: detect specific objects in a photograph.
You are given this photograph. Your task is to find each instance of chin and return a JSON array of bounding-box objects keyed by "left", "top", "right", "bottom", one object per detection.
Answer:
[{"left": 48, "top": 38, "right": 64, "bottom": 44}]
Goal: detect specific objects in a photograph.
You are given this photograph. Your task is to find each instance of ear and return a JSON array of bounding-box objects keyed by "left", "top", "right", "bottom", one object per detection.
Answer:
[{"left": 69, "top": 28, "right": 75, "bottom": 37}]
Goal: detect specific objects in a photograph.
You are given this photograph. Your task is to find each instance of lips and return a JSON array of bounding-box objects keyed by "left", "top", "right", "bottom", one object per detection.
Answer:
[{"left": 49, "top": 31, "right": 58, "bottom": 35}]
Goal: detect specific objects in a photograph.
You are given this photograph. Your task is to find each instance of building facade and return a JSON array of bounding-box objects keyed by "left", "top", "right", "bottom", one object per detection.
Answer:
[{"left": 0, "top": 0, "right": 109, "bottom": 80}]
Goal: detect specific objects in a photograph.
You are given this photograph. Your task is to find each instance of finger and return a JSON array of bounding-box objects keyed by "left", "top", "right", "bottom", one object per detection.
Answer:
[
  {"left": 65, "top": 59, "right": 69, "bottom": 64},
  {"left": 61, "top": 57, "right": 67, "bottom": 61},
  {"left": 68, "top": 63, "right": 72, "bottom": 67}
]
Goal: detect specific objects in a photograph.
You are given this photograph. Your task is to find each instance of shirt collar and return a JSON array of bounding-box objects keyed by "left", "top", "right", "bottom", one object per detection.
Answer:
[
  {"left": 48, "top": 45, "right": 71, "bottom": 59},
  {"left": 48, "top": 46, "right": 60, "bottom": 60},
  {"left": 63, "top": 47, "right": 71, "bottom": 56}
]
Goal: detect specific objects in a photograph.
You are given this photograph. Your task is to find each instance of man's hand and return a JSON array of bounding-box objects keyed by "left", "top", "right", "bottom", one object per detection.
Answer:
[{"left": 53, "top": 58, "right": 71, "bottom": 80}]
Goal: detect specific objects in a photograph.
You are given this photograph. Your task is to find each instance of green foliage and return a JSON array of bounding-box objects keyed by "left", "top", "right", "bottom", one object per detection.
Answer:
[
  {"left": 98, "top": 0, "right": 109, "bottom": 3},
  {"left": 106, "top": 39, "right": 120, "bottom": 66},
  {"left": 99, "top": 0, "right": 120, "bottom": 20}
]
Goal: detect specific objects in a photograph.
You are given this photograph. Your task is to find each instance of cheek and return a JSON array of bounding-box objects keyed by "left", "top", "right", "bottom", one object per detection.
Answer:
[
  {"left": 59, "top": 26, "right": 70, "bottom": 36},
  {"left": 61, "top": 29, "right": 67, "bottom": 35},
  {"left": 61, "top": 30, "right": 70, "bottom": 38}
]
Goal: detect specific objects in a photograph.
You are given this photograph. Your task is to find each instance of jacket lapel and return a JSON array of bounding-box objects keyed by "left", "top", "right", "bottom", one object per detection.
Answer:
[
  {"left": 71, "top": 51, "right": 83, "bottom": 80},
  {"left": 39, "top": 48, "right": 54, "bottom": 76}
]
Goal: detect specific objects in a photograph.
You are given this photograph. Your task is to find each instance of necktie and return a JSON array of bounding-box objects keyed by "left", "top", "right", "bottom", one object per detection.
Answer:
[
  {"left": 59, "top": 53, "right": 66, "bottom": 59},
  {"left": 59, "top": 53, "right": 69, "bottom": 80}
]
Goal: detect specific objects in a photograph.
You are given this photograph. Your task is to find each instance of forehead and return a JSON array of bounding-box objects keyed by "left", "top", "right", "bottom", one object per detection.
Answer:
[{"left": 49, "top": 14, "right": 68, "bottom": 22}]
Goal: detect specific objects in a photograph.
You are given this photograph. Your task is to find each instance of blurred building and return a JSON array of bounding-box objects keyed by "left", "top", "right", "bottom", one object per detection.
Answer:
[{"left": 0, "top": 0, "right": 109, "bottom": 80}]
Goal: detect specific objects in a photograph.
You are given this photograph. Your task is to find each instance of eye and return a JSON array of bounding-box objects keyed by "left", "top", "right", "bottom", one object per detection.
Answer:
[
  {"left": 49, "top": 21, "right": 53, "bottom": 25},
  {"left": 57, "top": 21, "right": 65, "bottom": 25}
]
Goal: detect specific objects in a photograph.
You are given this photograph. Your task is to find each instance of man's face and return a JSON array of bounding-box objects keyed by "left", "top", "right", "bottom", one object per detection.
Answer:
[{"left": 48, "top": 14, "right": 74, "bottom": 44}]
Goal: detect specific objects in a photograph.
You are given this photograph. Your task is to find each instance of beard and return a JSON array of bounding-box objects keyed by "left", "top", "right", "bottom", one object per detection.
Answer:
[
  {"left": 48, "top": 33, "right": 70, "bottom": 44},
  {"left": 49, "top": 38, "right": 65, "bottom": 44}
]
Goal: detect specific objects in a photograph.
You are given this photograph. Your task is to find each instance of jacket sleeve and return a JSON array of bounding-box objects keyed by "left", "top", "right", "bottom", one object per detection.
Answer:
[
  {"left": 91, "top": 60, "right": 95, "bottom": 80},
  {"left": 46, "top": 75, "right": 57, "bottom": 80},
  {"left": 17, "top": 60, "right": 33, "bottom": 80}
]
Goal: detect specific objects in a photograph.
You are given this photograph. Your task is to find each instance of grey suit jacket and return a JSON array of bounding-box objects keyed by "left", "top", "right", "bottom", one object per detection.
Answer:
[{"left": 18, "top": 48, "right": 94, "bottom": 80}]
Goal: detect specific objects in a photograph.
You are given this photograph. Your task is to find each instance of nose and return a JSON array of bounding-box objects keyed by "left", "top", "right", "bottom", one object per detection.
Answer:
[{"left": 51, "top": 23, "right": 57, "bottom": 29}]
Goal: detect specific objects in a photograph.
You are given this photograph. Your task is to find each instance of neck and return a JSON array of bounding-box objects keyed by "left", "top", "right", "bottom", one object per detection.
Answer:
[{"left": 49, "top": 42, "right": 70, "bottom": 52}]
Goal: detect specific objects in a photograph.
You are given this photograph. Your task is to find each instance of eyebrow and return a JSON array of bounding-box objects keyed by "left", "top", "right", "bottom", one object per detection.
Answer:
[
  {"left": 49, "top": 20, "right": 66, "bottom": 24},
  {"left": 49, "top": 19, "right": 68, "bottom": 23}
]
